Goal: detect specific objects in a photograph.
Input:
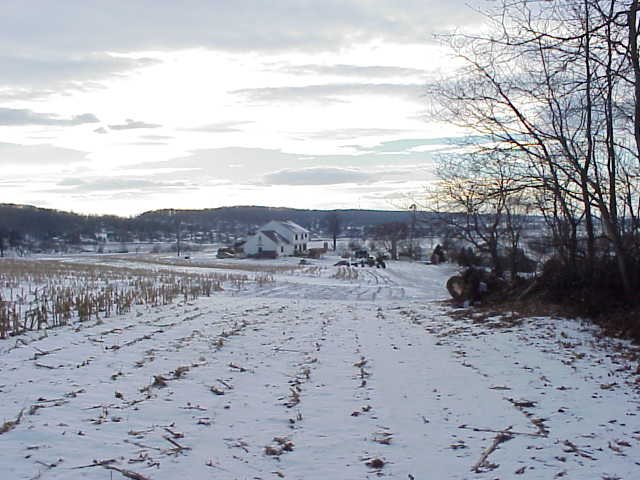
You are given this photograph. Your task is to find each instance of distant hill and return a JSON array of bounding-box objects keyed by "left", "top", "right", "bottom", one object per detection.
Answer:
[
  {"left": 0, "top": 203, "right": 129, "bottom": 238},
  {"left": 138, "top": 206, "right": 421, "bottom": 231},
  {"left": 0, "top": 204, "right": 440, "bottom": 246}
]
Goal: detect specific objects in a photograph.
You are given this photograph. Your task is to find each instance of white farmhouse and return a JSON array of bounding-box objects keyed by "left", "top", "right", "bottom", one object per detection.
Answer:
[{"left": 244, "top": 220, "right": 309, "bottom": 257}]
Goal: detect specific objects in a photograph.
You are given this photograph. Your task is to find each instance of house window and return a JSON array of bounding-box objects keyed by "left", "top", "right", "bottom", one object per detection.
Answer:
[
  {"left": 281, "top": 246, "right": 284, "bottom": 253},
  {"left": 303, "top": 243, "right": 307, "bottom": 250},
  {"left": 295, "top": 234, "right": 298, "bottom": 240},
  {"left": 258, "top": 247, "right": 262, "bottom": 253}
]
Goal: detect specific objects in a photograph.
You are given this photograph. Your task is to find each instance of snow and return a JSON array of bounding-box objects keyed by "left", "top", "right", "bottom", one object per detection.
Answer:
[{"left": 0, "top": 255, "right": 638, "bottom": 479}]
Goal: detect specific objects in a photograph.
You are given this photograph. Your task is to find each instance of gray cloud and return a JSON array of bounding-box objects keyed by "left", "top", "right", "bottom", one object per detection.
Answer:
[
  {"left": 57, "top": 177, "right": 187, "bottom": 192},
  {"left": 0, "top": 2, "right": 482, "bottom": 55},
  {"left": 136, "top": 147, "right": 305, "bottom": 183},
  {"left": 0, "top": 2, "right": 481, "bottom": 103},
  {"left": 127, "top": 143, "right": 439, "bottom": 186},
  {"left": 232, "top": 83, "right": 423, "bottom": 105},
  {"left": 108, "top": 119, "right": 162, "bottom": 130},
  {"left": 0, "top": 54, "right": 158, "bottom": 87},
  {"left": 0, "top": 142, "right": 89, "bottom": 165},
  {"left": 0, "top": 107, "right": 99, "bottom": 126},
  {"left": 0, "top": 87, "right": 58, "bottom": 102},
  {"left": 140, "top": 134, "right": 174, "bottom": 140},
  {"left": 279, "top": 64, "right": 428, "bottom": 78},
  {"left": 263, "top": 167, "right": 373, "bottom": 185},
  {"left": 348, "top": 136, "right": 487, "bottom": 154},
  {"left": 0, "top": 54, "right": 159, "bottom": 100},
  {"left": 306, "top": 128, "right": 412, "bottom": 141}
]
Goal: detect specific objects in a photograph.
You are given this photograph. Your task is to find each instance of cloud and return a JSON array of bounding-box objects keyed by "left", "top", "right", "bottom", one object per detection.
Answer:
[
  {"left": 0, "top": 53, "right": 158, "bottom": 87},
  {"left": 351, "top": 136, "right": 485, "bottom": 154},
  {"left": 1, "top": 139, "right": 443, "bottom": 213},
  {"left": 181, "top": 120, "right": 253, "bottom": 133},
  {"left": 279, "top": 64, "right": 427, "bottom": 78},
  {"left": 131, "top": 145, "right": 438, "bottom": 185},
  {"left": 140, "top": 134, "right": 174, "bottom": 140},
  {"left": 0, "top": 107, "right": 99, "bottom": 126},
  {"left": 57, "top": 177, "right": 187, "bottom": 192},
  {"left": 232, "top": 83, "right": 423, "bottom": 104},
  {"left": 306, "top": 128, "right": 412, "bottom": 140},
  {"left": 0, "top": 3, "right": 481, "bottom": 104},
  {"left": 134, "top": 147, "right": 304, "bottom": 183},
  {"left": 263, "top": 166, "right": 373, "bottom": 185},
  {"left": 0, "top": 142, "right": 89, "bottom": 165},
  {"left": 108, "top": 119, "right": 162, "bottom": 130},
  {"left": 71, "top": 113, "right": 100, "bottom": 124},
  {"left": 0, "top": 2, "right": 482, "bottom": 55},
  {"left": 127, "top": 141, "right": 169, "bottom": 146},
  {"left": 0, "top": 54, "right": 159, "bottom": 100}
]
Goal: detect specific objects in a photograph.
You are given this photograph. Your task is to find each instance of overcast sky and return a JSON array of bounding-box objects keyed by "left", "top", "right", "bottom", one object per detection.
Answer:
[{"left": 0, "top": 1, "right": 483, "bottom": 216}]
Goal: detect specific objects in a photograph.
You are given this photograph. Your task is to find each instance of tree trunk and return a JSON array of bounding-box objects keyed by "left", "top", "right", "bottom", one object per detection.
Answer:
[
  {"left": 629, "top": 1, "right": 640, "bottom": 159},
  {"left": 391, "top": 239, "right": 398, "bottom": 260},
  {"left": 582, "top": 1, "right": 595, "bottom": 276},
  {"left": 488, "top": 236, "right": 502, "bottom": 277}
]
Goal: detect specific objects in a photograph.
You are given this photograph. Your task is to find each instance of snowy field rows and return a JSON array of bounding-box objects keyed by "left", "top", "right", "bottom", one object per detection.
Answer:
[
  {"left": 0, "top": 258, "right": 264, "bottom": 338},
  {"left": 0, "top": 254, "right": 639, "bottom": 479}
]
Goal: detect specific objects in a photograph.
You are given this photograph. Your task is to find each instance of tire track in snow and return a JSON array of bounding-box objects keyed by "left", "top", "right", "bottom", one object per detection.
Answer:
[{"left": 320, "top": 303, "right": 539, "bottom": 479}]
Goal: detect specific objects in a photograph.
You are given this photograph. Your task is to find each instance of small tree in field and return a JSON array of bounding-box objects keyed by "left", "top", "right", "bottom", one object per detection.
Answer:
[
  {"left": 432, "top": 150, "right": 530, "bottom": 277},
  {"left": 325, "top": 211, "right": 340, "bottom": 251},
  {"left": 369, "top": 222, "right": 408, "bottom": 260}
]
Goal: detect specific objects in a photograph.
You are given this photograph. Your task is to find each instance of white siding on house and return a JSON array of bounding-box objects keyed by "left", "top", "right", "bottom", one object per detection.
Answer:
[
  {"left": 244, "top": 220, "right": 309, "bottom": 257},
  {"left": 244, "top": 232, "right": 278, "bottom": 255}
]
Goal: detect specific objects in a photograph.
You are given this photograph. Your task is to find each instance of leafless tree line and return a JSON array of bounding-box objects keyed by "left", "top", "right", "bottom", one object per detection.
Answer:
[{"left": 430, "top": 0, "right": 640, "bottom": 305}]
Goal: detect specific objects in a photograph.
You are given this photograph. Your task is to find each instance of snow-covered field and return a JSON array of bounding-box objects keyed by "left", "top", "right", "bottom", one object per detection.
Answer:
[{"left": 1, "top": 255, "right": 639, "bottom": 479}]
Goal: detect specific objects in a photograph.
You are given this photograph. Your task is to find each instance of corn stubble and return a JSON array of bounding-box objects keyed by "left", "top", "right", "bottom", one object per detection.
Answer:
[{"left": 0, "top": 259, "right": 262, "bottom": 338}]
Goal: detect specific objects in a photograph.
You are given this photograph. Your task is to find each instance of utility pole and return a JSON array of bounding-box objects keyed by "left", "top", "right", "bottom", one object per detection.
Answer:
[
  {"left": 169, "top": 209, "right": 181, "bottom": 257},
  {"left": 177, "top": 218, "right": 181, "bottom": 257},
  {"left": 409, "top": 204, "right": 417, "bottom": 260}
]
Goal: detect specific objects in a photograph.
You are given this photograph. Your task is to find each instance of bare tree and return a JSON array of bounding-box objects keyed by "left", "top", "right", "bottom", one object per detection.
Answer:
[
  {"left": 369, "top": 222, "right": 408, "bottom": 260},
  {"left": 430, "top": 0, "right": 640, "bottom": 301},
  {"left": 325, "top": 211, "right": 340, "bottom": 251},
  {"left": 432, "top": 150, "right": 529, "bottom": 276}
]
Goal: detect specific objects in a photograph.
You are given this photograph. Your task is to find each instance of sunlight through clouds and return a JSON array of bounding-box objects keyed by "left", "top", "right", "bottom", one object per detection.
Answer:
[{"left": 0, "top": 1, "right": 483, "bottom": 214}]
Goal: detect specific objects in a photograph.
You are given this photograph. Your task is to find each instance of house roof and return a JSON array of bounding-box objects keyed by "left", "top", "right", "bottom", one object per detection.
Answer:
[
  {"left": 276, "top": 220, "right": 308, "bottom": 234},
  {"left": 261, "top": 230, "right": 290, "bottom": 245}
]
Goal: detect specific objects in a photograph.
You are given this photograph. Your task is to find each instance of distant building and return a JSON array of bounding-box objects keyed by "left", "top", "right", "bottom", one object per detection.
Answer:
[
  {"left": 244, "top": 220, "right": 309, "bottom": 257},
  {"left": 95, "top": 229, "right": 112, "bottom": 243}
]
